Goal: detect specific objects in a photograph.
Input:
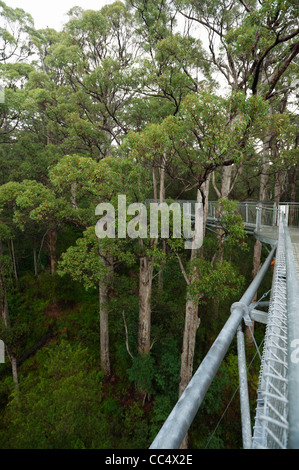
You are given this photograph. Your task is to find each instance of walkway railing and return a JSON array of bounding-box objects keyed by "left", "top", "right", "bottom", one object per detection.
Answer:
[
  {"left": 252, "top": 220, "right": 289, "bottom": 448},
  {"left": 150, "top": 245, "right": 277, "bottom": 449},
  {"left": 146, "top": 199, "right": 299, "bottom": 229},
  {"left": 149, "top": 203, "right": 299, "bottom": 449},
  {"left": 207, "top": 201, "right": 299, "bottom": 229},
  {"left": 252, "top": 217, "right": 299, "bottom": 448}
]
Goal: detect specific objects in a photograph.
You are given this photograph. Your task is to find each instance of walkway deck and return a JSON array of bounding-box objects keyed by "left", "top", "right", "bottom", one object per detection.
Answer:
[
  {"left": 150, "top": 201, "right": 299, "bottom": 449},
  {"left": 292, "top": 243, "right": 299, "bottom": 280},
  {"left": 254, "top": 226, "right": 299, "bottom": 281}
]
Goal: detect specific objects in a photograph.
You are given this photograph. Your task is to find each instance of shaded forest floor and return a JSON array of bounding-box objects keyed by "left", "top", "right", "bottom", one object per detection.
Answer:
[{"left": 0, "top": 235, "right": 271, "bottom": 449}]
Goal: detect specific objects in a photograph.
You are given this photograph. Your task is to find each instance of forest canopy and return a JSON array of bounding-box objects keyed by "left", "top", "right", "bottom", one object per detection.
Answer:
[{"left": 0, "top": 0, "right": 298, "bottom": 450}]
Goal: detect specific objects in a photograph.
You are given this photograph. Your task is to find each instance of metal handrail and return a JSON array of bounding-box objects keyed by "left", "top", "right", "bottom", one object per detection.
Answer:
[{"left": 149, "top": 245, "right": 276, "bottom": 449}]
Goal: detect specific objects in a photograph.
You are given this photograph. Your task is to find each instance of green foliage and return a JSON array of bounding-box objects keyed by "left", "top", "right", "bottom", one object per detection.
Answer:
[
  {"left": 0, "top": 320, "right": 28, "bottom": 355},
  {"left": 152, "top": 337, "right": 180, "bottom": 402},
  {"left": 0, "top": 341, "right": 108, "bottom": 449},
  {"left": 0, "top": 0, "right": 297, "bottom": 451},
  {"left": 121, "top": 401, "right": 150, "bottom": 448},
  {"left": 127, "top": 352, "right": 156, "bottom": 394},
  {"left": 217, "top": 199, "right": 248, "bottom": 251},
  {"left": 188, "top": 258, "right": 245, "bottom": 304}
]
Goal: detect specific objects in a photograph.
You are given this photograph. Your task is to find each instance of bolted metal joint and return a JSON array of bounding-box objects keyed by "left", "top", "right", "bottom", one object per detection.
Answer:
[{"left": 231, "top": 301, "right": 253, "bottom": 328}]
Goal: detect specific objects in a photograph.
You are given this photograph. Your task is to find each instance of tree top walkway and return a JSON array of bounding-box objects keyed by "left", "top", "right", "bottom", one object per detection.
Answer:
[{"left": 150, "top": 201, "right": 299, "bottom": 449}]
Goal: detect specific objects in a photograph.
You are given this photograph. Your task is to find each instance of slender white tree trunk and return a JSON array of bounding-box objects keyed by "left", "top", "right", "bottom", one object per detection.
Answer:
[
  {"left": 138, "top": 255, "right": 154, "bottom": 355},
  {"left": 48, "top": 229, "right": 57, "bottom": 275},
  {"left": 158, "top": 153, "right": 166, "bottom": 290},
  {"left": 99, "top": 257, "right": 113, "bottom": 376},
  {"left": 221, "top": 165, "right": 233, "bottom": 199},
  {"left": 178, "top": 180, "right": 210, "bottom": 449}
]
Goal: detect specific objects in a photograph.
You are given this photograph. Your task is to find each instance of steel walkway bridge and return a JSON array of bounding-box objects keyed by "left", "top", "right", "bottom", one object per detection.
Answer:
[{"left": 150, "top": 201, "right": 299, "bottom": 450}]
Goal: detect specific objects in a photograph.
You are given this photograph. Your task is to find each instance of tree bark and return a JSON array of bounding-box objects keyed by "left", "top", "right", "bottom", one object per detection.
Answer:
[
  {"left": 33, "top": 247, "right": 38, "bottom": 276},
  {"left": 3, "top": 299, "right": 19, "bottom": 392},
  {"left": 138, "top": 255, "right": 154, "bottom": 355},
  {"left": 178, "top": 180, "right": 209, "bottom": 449},
  {"left": 99, "top": 257, "right": 113, "bottom": 376},
  {"left": 158, "top": 154, "right": 166, "bottom": 290},
  {"left": 178, "top": 179, "right": 210, "bottom": 449},
  {"left": 10, "top": 239, "right": 18, "bottom": 287},
  {"left": 249, "top": 131, "right": 273, "bottom": 344},
  {"left": 48, "top": 229, "right": 57, "bottom": 275},
  {"left": 220, "top": 164, "right": 233, "bottom": 199},
  {"left": 0, "top": 240, "right": 19, "bottom": 392}
]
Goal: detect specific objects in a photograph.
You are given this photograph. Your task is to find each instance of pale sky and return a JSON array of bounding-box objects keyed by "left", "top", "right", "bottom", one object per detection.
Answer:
[
  {"left": 4, "top": 0, "right": 115, "bottom": 30},
  {"left": 3, "top": 0, "right": 228, "bottom": 92}
]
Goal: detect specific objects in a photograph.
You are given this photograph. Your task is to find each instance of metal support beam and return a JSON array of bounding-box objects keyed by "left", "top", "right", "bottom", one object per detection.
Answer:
[
  {"left": 250, "top": 309, "right": 268, "bottom": 324},
  {"left": 150, "top": 245, "right": 276, "bottom": 449},
  {"left": 252, "top": 222, "right": 288, "bottom": 449},
  {"left": 237, "top": 326, "right": 252, "bottom": 448}
]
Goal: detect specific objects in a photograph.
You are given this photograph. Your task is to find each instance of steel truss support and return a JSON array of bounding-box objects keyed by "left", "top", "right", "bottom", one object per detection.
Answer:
[
  {"left": 237, "top": 326, "right": 252, "bottom": 448},
  {"left": 284, "top": 221, "right": 299, "bottom": 449},
  {"left": 252, "top": 222, "right": 289, "bottom": 449},
  {"left": 150, "top": 245, "right": 276, "bottom": 449}
]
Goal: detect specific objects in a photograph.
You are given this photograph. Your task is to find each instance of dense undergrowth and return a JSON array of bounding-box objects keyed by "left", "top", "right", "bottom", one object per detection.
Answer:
[{"left": 0, "top": 233, "right": 270, "bottom": 449}]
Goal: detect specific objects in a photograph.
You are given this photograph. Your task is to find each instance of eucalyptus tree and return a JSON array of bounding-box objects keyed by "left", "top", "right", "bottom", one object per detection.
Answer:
[
  {"left": 39, "top": 2, "right": 142, "bottom": 160},
  {"left": 120, "top": 1, "right": 213, "bottom": 343},
  {"left": 174, "top": 0, "right": 299, "bottom": 198},
  {"left": 173, "top": 2, "right": 298, "bottom": 329},
  {"left": 0, "top": 232, "right": 19, "bottom": 391},
  {"left": 160, "top": 90, "right": 267, "bottom": 405},
  {"left": 51, "top": 153, "right": 151, "bottom": 374},
  {"left": 0, "top": 1, "right": 37, "bottom": 146},
  {"left": 174, "top": 0, "right": 299, "bottom": 97},
  {"left": 0, "top": 0, "right": 34, "bottom": 64},
  {"left": 123, "top": 88, "right": 267, "bottom": 418}
]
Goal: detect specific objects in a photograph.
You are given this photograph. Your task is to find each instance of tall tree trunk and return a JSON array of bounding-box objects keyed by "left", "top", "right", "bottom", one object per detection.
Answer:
[
  {"left": 220, "top": 164, "right": 233, "bottom": 199},
  {"left": 178, "top": 251, "right": 199, "bottom": 399},
  {"left": 48, "top": 229, "right": 57, "bottom": 275},
  {"left": 212, "top": 163, "right": 241, "bottom": 201},
  {"left": 179, "top": 183, "right": 208, "bottom": 396},
  {"left": 152, "top": 166, "right": 158, "bottom": 203},
  {"left": 10, "top": 239, "right": 18, "bottom": 287},
  {"left": 178, "top": 178, "right": 210, "bottom": 449},
  {"left": 212, "top": 164, "right": 241, "bottom": 263},
  {"left": 71, "top": 182, "right": 79, "bottom": 210},
  {"left": 0, "top": 240, "right": 19, "bottom": 392},
  {"left": 99, "top": 257, "right": 113, "bottom": 376},
  {"left": 138, "top": 255, "right": 154, "bottom": 355},
  {"left": 158, "top": 154, "right": 166, "bottom": 290},
  {"left": 249, "top": 131, "right": 273, "bottom": 345},
  {"left": 3, "top": 297, "right": 19, "bottom": 391},
  {"left": 273, "top": 138, "right": 286, "bottom": 211},
  {"left": 33, "top": 247, "right": 38, "bottom": 276},
  {"left": 251, "top": 130, "right": 273, "bottom": 283}
]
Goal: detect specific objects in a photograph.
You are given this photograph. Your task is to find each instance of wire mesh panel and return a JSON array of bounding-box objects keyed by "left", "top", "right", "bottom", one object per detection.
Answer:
[
  {"left": 252, "top": 222, "right": 289, "bottom": 449},
  {"left": 288, "top": 204, "right": 299, "bottom": 227},
  {"left": 236, "top": 203, "right": 257, "bottom": 226}
]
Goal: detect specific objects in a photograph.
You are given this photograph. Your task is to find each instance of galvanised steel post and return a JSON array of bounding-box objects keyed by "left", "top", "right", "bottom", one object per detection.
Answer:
[
  {"left": 150, "top": 245, "right": 276, "bottom": 449},
  {"left": 237, "top": 325, "right": 252, "bottom": 449},
  {"left": 284, "top": 222, "right": 299, "bottom": 449},
  {"left": 255, "top": 203, "right": 262, "bottom": 230}
]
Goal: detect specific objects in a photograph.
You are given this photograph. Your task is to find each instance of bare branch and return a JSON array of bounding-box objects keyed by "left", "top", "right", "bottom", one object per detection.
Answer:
[
  {"left": 175, "top": 252, "right": 190, "bottom": 285},
  {"left": 122, "top": 310, "right": 134, "bottom": 359},
  {"left": 212, "top": 171, "right": 221, "bottom": 199}
]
